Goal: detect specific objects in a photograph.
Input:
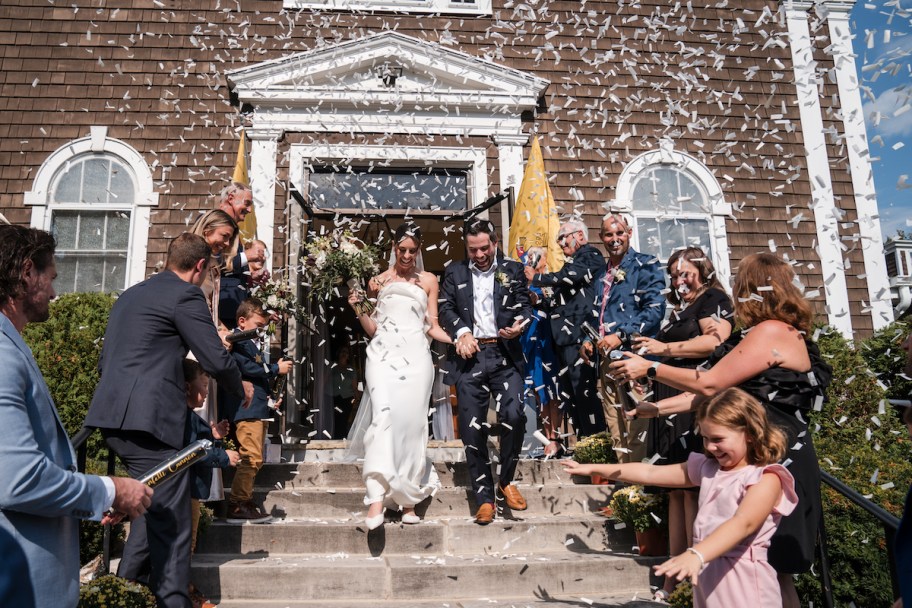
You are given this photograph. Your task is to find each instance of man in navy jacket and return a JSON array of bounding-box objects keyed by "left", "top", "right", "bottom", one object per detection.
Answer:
[
  {"left": 87, "top": 233, "right": 250, "bottom": 608},
  {"left": 525, "top": 218, "right": 606, "bottom": 438},
  {"left": 217, "top": 182, "right": 265, "bottom": 329}
]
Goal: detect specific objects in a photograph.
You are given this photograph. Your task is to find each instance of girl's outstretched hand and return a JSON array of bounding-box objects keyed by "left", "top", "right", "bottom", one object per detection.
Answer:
[
  {"left": 654, "top": 551, "right": 703, "bottom": 585},
  {"left": 561, "top": 460, "right": 595, "bottom": 477}
]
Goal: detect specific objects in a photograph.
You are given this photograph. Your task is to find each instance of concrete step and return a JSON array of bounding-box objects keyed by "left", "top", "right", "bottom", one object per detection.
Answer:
[
  {"left": 195, "top": 514, "right": 638, "bottom": 556},
  {"left": 226, "top": 459, "right": 585, "bottom": 490},
  {"left": 279, "top": 440, "right": 469, "bottom": 463},
  {"left": 190, "top": 551, "right": 658, "bottom": 602},
  {"left": 210, "top": 595, "right": 665, "bottom": 607},
  {"left": 245, "top": 483, "right": 614, "bottom": 519}
]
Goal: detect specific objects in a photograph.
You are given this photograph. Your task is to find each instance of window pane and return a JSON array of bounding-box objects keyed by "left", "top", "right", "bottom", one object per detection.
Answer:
[
  {"left": 53, "top": 163, "right": 83, "bottom": 204},
  {"left": 78, "top": 212, "right": 106, "bottom": 249},
  {"left": 54, "top": 255, "right": 78, "bottom": 293},
  {"left": 309, "top": 168, "right": 468, "bottom": 210},
  {"left": 106, "top": 211, "right": 131, "bottom": 249},
  {"left": 74, "top": 257, "right": 105, "bottom": 292},
  {"left": 637, "top": 218, "right": 712, "bottom": 261},
  {"left": 109, "top": 161, "right": 135, "bottom": 205},
  {"left": 82, "top": 158, "right": 110, "bottom": 204},
  {"left": 102, "top": 253, "right": 127, "bottom": 291},
  {"left": 676, "top": 173, "right": 705, "bottom": 213},
  {"left": 53, "top": 211, "right": 79, "bottom": 249},
  {"left": 632, "top": 166, "right": 708, "bottom": 214}
]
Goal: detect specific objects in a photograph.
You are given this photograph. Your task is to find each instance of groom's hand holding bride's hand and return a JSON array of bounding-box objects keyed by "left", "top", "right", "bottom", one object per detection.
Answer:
[{"left": 456, "top": 333, "right": 479, "bottom": 359}]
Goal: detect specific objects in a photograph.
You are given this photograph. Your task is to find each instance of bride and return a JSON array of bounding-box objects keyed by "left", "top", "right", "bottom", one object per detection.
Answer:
[{"left": 347, "top": 223, "right": 452, "bottom": 530}]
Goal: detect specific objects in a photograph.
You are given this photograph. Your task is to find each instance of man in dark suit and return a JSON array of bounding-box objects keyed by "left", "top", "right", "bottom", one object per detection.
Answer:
[
  {"left": 0, "top": 225, "right": 151, "bottom": 608},
  {"left": 217, "top": 182, "right": 265, "bottom": 329},
  {"left": 524, "top": 218, "right": 606, "bottom": 438},
  {"left": 439, "top": 220, "right": 532, "bottom": 525},
  {"left": 86, "top": 233, "right": 251, "bottom": 608}
]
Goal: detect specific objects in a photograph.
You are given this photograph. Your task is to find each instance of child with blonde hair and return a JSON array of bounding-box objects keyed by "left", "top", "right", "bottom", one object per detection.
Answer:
[{"left": 563, "top": 387, "right": 797, "bottom": 607}]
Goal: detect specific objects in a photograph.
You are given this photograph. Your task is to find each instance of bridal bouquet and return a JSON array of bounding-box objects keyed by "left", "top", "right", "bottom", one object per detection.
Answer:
[{"left": 303, "top": 231, "right": 381, "bottom": 316}]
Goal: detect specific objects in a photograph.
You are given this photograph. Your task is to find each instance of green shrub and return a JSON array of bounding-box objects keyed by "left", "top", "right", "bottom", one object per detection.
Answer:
[
  {"left": 795, "top": 326, "right": 912, "bottom": 606},
  {"left": 668, "top": 580, "right": 693, "bottom": 608},
  {"left": 859, "top": 319, "right": 912, "bottom": 402},
  {"left": 573, "top": 432, "right": 616, "bottom": 464},
  {"left": 22, "top": 292, "right": 118, "bottom": 565},
  {"left": 78, "top": 574, "right": 156, "bottom": 608}
]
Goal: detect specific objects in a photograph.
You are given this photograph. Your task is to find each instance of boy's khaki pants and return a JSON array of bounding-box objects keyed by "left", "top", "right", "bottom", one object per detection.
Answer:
[
  {"left": 230, "top": 420, "right": 268, "bottom": 503},
  {"left": 599, "top": 357, "right": 649, "bottom": 463}
]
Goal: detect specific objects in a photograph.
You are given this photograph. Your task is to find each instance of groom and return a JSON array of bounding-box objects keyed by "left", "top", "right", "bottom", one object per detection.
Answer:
[{"left": 439, "top": 220, "right": 532, "bottom": 525}]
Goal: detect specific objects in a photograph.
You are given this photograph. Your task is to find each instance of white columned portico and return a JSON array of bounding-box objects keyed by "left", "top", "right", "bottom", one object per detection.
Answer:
[
  {"left": 822, "top": 0, "right": 894, "bottom": 328},
  {"left": 784, "top": 0, "right": 853, "bottom": 337},
  {"left": 248, "top": 128, "right": 282, "bottom": 272},
  {"left": 493, "top": 134, "right": 529, "bottom": 248}
]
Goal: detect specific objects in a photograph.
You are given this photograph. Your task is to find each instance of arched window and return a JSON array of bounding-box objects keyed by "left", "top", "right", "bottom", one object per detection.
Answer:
[
  {"left": 614, "top": 143, "right": 732, "bottom": 284},
  {"left": 25, "top": 127, "right": 157, "bottom": 292}
]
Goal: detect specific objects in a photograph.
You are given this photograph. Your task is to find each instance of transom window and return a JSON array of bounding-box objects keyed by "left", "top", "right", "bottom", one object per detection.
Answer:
[
  {"left": 631, "top": 165, "right": 712, "bottom": 261},
  {"left": 308, "top": 167, "right": 468, "bottom": 211}
]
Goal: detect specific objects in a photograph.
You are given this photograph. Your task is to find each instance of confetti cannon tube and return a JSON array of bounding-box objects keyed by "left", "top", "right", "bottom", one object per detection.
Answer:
[{"left": 137, "top": 439, "right": 212, "bottom": 487}]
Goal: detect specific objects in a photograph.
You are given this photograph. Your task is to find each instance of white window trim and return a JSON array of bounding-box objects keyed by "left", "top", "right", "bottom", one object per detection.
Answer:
[
  {"left": 289, "top": 144, "right": 489, "bottom": 214},
  {"left": 283, "top": 0, "right": 491, "bottom": 16},
  {"left": 24, "top": 126, "right": 158, "bottom": 289},
  {"left": 614, "top": 145, "right": 733, "bottom": 289}
]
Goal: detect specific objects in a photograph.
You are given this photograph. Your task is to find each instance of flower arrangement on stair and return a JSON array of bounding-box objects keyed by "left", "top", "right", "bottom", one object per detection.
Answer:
[
  {"left": 571, "top": 432, "right": 616, "bottom": 484},
  {"left": 608, "top": 484, "right": 669, "bottom": 556}
]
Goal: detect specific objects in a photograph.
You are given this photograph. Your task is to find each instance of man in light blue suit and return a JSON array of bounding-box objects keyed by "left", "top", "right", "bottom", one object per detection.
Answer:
[{"left": 0, "top": 225, "right": 152, "bottom": 608}]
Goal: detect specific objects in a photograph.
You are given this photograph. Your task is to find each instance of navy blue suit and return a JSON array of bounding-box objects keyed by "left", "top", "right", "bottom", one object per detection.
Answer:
[
  {"left": 219, "top": 247, "right": 248, "bottom": 330},
  {"left": 531, "top": 243, "right": 605, "bottom": 437},
  {"left": 87, "top": 269, "right": 243, "bottom": 608},
  {"left": 439, "top": 255, "right": 532, "bottom": 505},
  {"left": 221, "top": 332, "right": 279, "bottom": 423}
]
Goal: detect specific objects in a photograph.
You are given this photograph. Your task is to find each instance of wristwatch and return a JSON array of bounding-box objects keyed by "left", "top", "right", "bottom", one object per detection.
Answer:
[{"left": 647, "top": 361, "right": 661, "bottom": 378}]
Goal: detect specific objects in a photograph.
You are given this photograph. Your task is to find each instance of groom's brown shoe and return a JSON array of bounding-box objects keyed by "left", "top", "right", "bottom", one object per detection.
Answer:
[
  {"left": 475, "top": 502, "right": 495, "bottom": 525},
  {"left": 499, "top": 483, "right": 527, "bottom": 511}
]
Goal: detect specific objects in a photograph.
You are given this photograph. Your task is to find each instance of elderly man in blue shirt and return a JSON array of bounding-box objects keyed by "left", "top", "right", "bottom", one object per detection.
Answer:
[{"left": 582, "top": 213, "right": 666, "bottom": 465}]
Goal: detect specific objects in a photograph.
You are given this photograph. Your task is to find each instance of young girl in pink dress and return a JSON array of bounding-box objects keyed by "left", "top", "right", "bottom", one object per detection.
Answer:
[{"left": 563, "top": 387, "right": 798, "bottom": 608}]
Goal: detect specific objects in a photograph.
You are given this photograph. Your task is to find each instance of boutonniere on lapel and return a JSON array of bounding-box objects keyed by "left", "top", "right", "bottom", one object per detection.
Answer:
[
  {"left": 611, "top": 268, "right": 626, "bottom": 283},
  {"left": 541, "top": 286, "right": 554, "bottom": 299},
  {"left": 495, "top": 271, "right": 510, "bottom": 287}
]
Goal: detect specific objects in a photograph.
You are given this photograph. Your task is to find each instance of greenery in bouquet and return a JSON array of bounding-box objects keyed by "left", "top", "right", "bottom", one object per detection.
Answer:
[
  {"left": 608, "top": 484, "right": 668, "bottom": 532},
  {"left": 572, "top": 432, "right": 616, "bottom": 464},
  {"left": 248, "top": 272, "right": 306, "bottom": 333},
  {"left": 303, "top": 231, "right": 381, "bottom": 315}
]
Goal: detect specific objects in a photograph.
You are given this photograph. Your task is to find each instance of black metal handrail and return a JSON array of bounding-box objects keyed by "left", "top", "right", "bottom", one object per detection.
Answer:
[
  {"left": 71, "top": 426, "right": 117, "bottom": 575},
  {"left": 817, "top": 467, "right": 902, "bottom": 608}
]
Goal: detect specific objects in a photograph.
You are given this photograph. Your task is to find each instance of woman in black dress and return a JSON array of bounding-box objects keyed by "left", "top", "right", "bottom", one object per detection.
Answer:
[
  {"left": 610, "top": 253, "right": 832, "bottom": 608},
  {"left": 630, "top": 247, "right": 733, "bottom": 599}
]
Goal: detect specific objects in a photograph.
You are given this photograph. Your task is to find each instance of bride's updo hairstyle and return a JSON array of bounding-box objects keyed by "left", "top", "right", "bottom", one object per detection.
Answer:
[
  {"left": 394, "top": 222, "right": 422, "bottom": 246},
  {"left": 732, "top": 253, "right": 813, "bottom": 334}
]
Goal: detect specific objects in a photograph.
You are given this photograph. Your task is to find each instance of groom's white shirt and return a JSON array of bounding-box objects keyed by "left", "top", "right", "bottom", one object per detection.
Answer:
[{"left": 456, "top": 258, "right": 498, "bottom": 339}]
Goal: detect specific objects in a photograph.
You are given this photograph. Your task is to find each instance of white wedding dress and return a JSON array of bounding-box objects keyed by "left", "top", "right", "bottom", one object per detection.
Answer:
[{"left": 346, "top": 282, "right": 441, "bottom": 509}]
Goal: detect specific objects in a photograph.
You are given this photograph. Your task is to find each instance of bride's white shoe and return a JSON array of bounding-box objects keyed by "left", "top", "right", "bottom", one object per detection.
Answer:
[
  {"left": 401, "top": 512, "right": 421, "bottom": 525},
  {"left": 365, "top": 513, "right": 385, "bottom": 530}
]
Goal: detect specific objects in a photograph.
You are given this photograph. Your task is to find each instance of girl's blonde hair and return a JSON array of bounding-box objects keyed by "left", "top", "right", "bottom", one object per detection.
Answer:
[{"left": 696, "top": 387, "right": 787, "bottom": 466}]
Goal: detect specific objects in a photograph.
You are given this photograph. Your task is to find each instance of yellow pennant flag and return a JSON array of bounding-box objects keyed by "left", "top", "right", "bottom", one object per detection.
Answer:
[
  {"left": 233, "top": 129, "right": 256, "bottom": 242},
  {"left": 508, "top": 136, "right": 563, "bottom": 271}
]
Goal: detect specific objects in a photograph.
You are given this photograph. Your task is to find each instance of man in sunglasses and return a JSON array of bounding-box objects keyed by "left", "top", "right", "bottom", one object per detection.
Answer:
[{"left": 524, "top": 218, "right": 607, "bottom": 439}]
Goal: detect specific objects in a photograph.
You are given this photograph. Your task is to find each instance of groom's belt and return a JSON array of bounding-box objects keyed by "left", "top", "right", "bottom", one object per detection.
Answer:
[{"left": 477, "top": 337, "right": 500, "bottom": 345}]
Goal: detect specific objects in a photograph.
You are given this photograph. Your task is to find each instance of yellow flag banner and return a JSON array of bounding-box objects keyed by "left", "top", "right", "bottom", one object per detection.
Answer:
[
  {"left": 508, "top": 136, "right": 563, "bottom": 272},
  {"left": 233, "top": 129, "right": 257, "bottom": 242}
]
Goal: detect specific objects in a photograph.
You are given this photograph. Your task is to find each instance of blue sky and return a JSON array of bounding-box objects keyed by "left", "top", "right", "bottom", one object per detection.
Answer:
[{"left": 851, "top": 1, "right": 912, "bottom": 240}]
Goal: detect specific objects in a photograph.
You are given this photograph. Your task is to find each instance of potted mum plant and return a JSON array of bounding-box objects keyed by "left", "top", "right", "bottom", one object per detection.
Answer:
[
  {"left": 608, "top": 484, "right": 669, "bottom": 556},
  {"left": 572, "top": 432, "right": 615, "bottom": 484}
]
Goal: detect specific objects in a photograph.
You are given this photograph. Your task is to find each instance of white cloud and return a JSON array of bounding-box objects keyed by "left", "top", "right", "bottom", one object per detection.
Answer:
[{"left": 863, "top": 86, "right": 912, "bottom": 139}]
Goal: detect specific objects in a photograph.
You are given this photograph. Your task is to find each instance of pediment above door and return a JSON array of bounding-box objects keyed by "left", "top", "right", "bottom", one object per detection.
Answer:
[{"left": 226, "top": 31, "right": 549, "bottom": 136}]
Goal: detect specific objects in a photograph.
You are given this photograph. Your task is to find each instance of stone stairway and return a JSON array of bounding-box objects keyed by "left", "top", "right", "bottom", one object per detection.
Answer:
[{"left": 192, "top": 444, "right": 661, "bottom": 607}]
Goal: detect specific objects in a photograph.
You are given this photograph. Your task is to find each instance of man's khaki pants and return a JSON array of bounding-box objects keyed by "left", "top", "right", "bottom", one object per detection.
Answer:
[{"left": 599, "top": 356, "right": 649, "bottom": 463}]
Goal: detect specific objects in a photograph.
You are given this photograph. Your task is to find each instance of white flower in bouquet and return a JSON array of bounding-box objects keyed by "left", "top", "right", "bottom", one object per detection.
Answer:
[{"left": 340, "top": 239, "right": 360, "bottom": 256}]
